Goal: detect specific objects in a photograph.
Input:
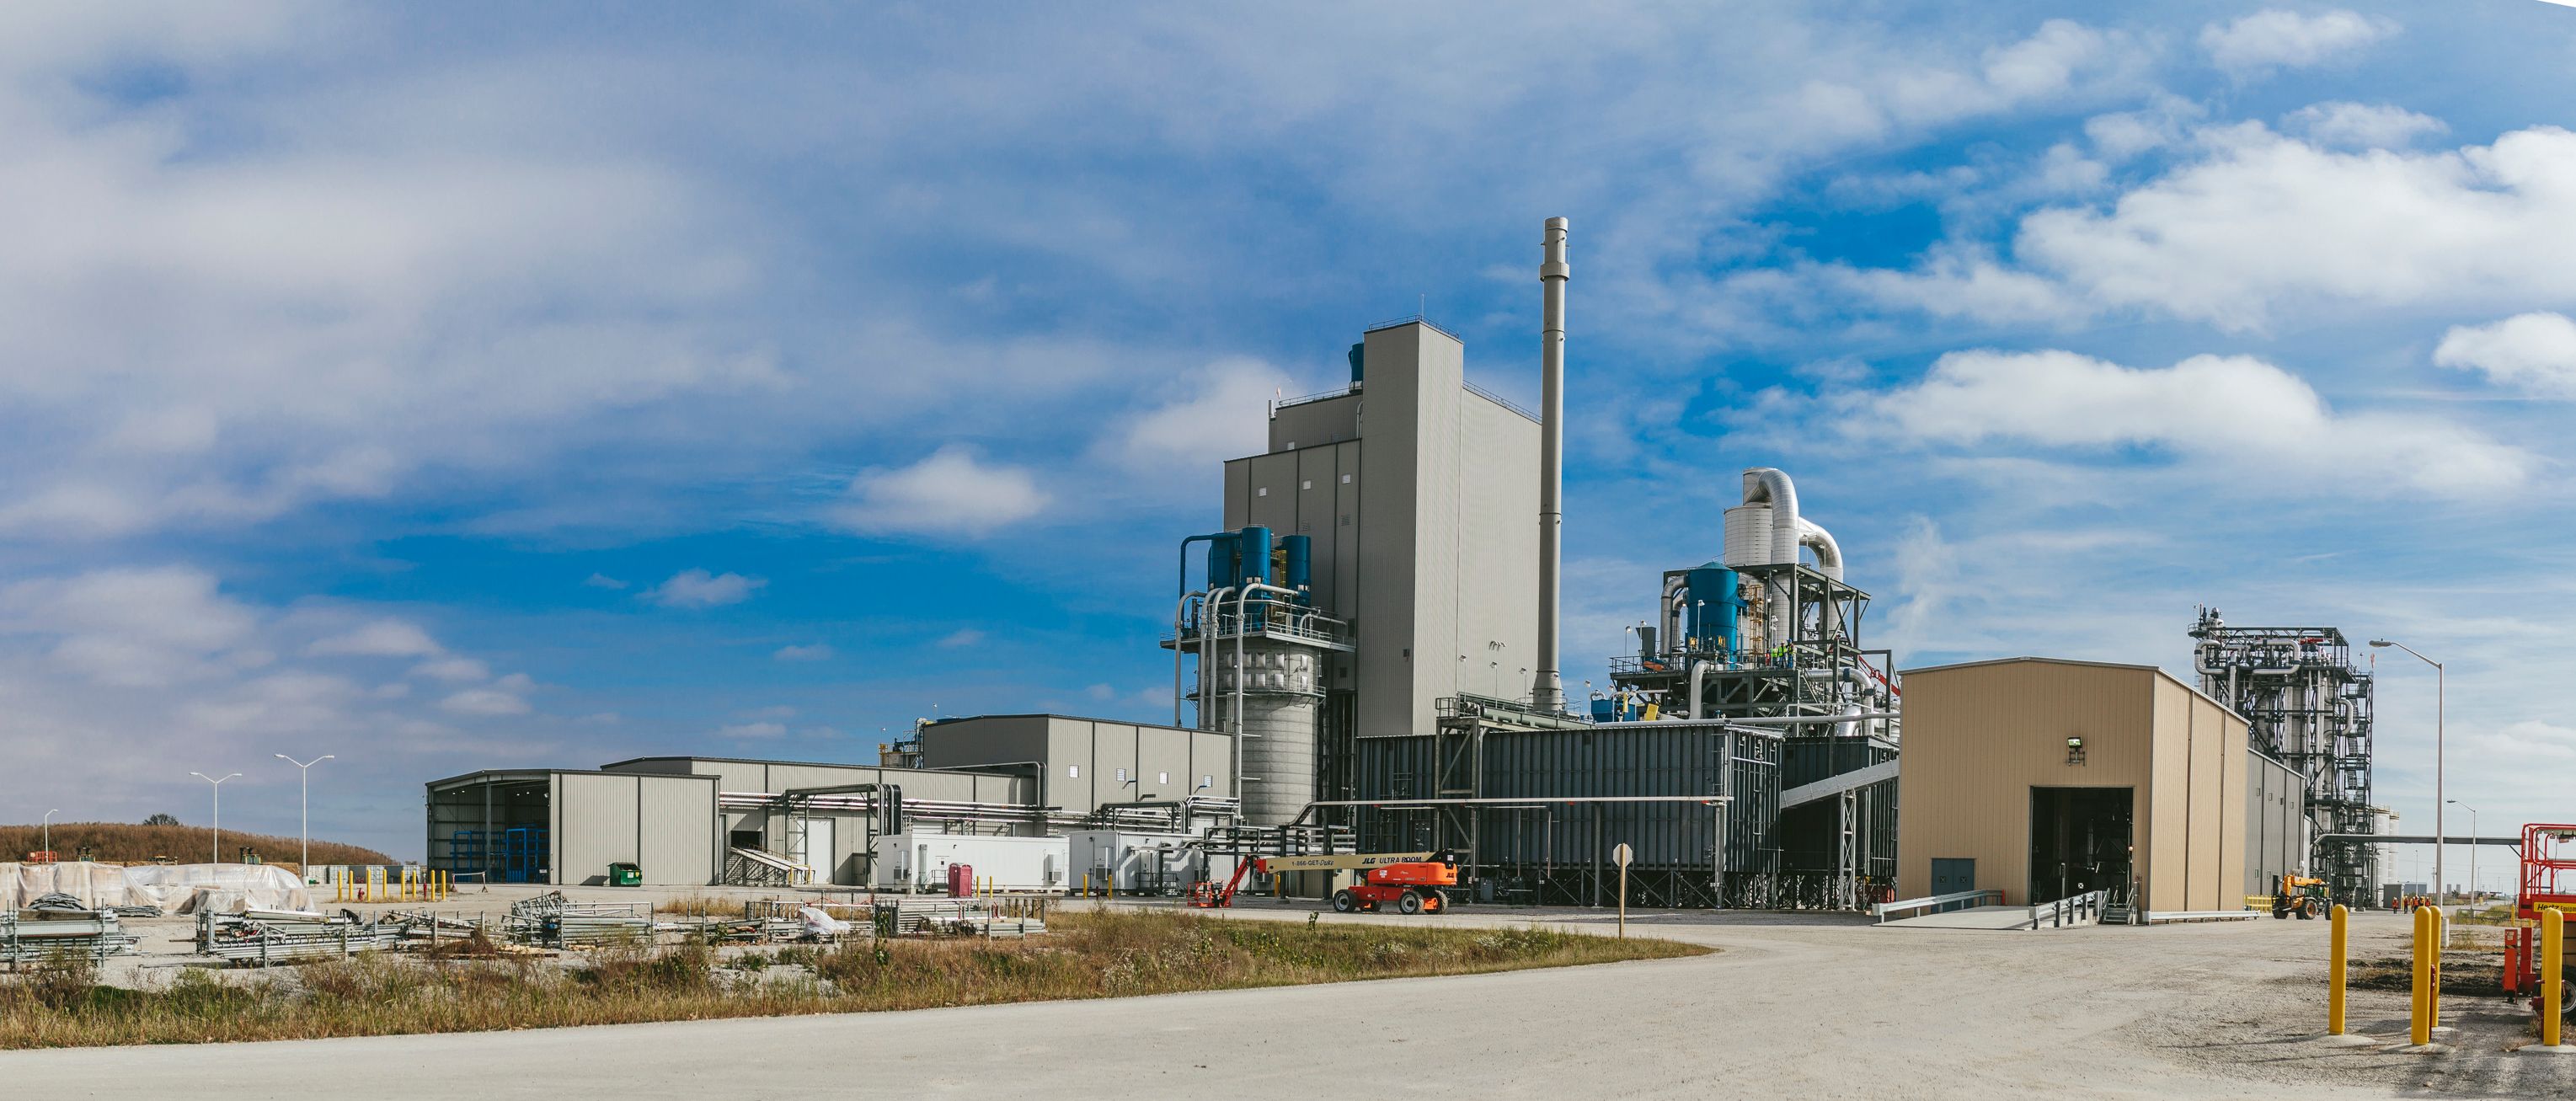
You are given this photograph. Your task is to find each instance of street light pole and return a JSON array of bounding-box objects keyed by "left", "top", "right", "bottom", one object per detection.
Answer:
[
  {"left": 2369, "top": 639, "right": 2444, "bottom": 905},
  {"left": 42, "top": 808, "right": 58, "bottom": 861},
  {"left": 189, "top": 772, "right": 241, "bottom": 864},
  {"left": 2449, "top": 800, "right": 2477, "bottom": 902},
  {"left": 275, "top": 755, "right": 334, "bottom": 874}
]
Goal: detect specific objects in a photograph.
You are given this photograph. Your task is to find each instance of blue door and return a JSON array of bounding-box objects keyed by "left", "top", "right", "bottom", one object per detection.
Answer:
[{"left": 1931, "top": 858, "right": 1975, "bottom": 912}]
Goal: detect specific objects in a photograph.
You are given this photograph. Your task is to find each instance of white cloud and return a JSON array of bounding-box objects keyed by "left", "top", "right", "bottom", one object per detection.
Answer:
[
  {"left": 1985, "top": 125, "right": 2576, "bottom": 331},
  {"left": 411, "top": 656, "right": 491, "bottom": 682},
  {"left": 2200, "top": 9, "right": 2396, "bottom": 76},
  {"left": 738, "top": 704, "right": 797, "bottom": 720},
  {"left": 307, "top": 618, "right": 442, "bottom": 658},
  {"left": 772, "top": 643, "right": 834, "bottom": 661},
  {"left": 1103, "top": 359, "right": 1296, "bottom": 473},
  {"left": 645, "top": 569, "right": 766, "bottom": 608},
  {"left": 439, "top": 673, "right": 535, "bottom": 717},
  {"left": 936, "top": 628, "right": 986, "bottom": 649},
  {"left": 582, "top": 573, "right": 629, "bottom": 590},
  {"left": 0, "top": 567, "right": 258, "bottom": 687},
  {"left": 2281, "top": 102, "right": 2445, "bottom": 149},
  {"left": 1868, "top": 349, "right": 2533, "bottom": 493},
  {"left": 718, "top": 721, "right": 786, "bottom": 739},
  {"left": 2433, "top": 313, "right": 2576, "bottom": 397},
  {"left": 828, "top": 446, "right": 1047, "bottom": 538}
]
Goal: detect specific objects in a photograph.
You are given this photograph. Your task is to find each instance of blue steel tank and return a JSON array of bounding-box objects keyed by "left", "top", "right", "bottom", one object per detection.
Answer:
[
  {"left": 1236, "top": 526, "right": 1272, "bottom": 587},
  {"left": 1281, "top": 535, "right": 1312, "bottom": 602},
  {"left": 1686, "top": 564, "right": 1742, "bottom": 653},
  {"left": 1204, "top": 532, "right": 1238, "bottom": 592}
]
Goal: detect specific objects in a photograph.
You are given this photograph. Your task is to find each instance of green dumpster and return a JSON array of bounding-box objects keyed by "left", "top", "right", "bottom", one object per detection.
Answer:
[{"left": 607, "top": 862, "right": 642, "bottom": 887}]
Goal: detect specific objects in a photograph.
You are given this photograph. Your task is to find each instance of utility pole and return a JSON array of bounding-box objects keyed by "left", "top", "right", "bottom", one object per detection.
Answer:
[
  {"left": 2369, "top": 640, "right": 2443, "bottom": 905},
  {"left": 276, "top": 755, "right": 335, "bottom": 873},
  {"left": 190, "top": 772, "right": 241, "bottom": 863}
]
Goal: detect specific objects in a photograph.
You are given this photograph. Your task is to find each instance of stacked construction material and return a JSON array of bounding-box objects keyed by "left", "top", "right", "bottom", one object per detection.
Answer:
[
  {"left": 2, "top": 861, "right": 313, "bottom": 914},
  {"left": 506, "top": 891, "right": 659, "bottom": 948},
  {"left": 3, "top": 907, "right": 141, "bottom": 965},
  {"left": 195, "top": 909, "right": 400, "bottom": 967}
]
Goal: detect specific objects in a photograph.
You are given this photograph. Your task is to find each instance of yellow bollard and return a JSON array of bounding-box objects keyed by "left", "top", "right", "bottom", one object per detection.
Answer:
[
  {"left": 2411, "top": 905, "right": 2432, "bottom": 1046},
  {"left": 2547, "top": 908, "right": 2565, "bottom": 1050},
  {"left": 2328, "top": 904, "right": 2348, "bottom": 1036}
]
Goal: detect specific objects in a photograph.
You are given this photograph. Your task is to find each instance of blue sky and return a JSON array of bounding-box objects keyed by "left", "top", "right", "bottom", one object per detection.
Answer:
[{"left": 4, "top": 3, "right": 2573, "bottom": 879}]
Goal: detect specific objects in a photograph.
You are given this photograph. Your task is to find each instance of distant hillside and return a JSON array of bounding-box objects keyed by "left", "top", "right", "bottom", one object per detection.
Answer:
[{"left": 0, "top": 822, "right": 394, "bottom": 869}]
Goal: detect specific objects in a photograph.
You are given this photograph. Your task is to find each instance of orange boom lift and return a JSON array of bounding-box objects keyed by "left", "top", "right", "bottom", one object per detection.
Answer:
[{"left": 1190, "top": 850, "right": 1462, "bottom": 915}]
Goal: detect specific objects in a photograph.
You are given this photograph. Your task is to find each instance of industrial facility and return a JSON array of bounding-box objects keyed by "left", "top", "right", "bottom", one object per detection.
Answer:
[{"left": 417, "top": 216, "right": 2380, "bottom": 918}]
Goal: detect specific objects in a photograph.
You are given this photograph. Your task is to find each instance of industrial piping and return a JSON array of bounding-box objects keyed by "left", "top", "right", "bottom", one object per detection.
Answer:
[
  {"left": 1743, "top": 468, "right": 1799, "bottom": 649},
  {"left": 1531, "top": 216, "right": 1569, "bottom": 714}
]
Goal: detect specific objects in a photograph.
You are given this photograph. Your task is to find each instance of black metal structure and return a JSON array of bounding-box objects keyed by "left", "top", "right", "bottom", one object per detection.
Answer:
[{"left": 2189, "top": 607, "right": 2378, "bottom": 906}]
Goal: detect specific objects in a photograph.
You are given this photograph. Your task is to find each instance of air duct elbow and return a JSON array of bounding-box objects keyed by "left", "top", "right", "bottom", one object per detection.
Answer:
[
  {"left": 1741, "top": 468, "right": 1800, "bottom": 566},
  {"left": 1798, "top": 518, "right": 1843, "bottom": 581}
]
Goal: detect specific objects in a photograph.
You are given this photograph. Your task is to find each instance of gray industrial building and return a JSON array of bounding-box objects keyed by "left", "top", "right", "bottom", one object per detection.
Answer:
[{"left": 425, "top": 715, "right": 1234, "bottom": 887}]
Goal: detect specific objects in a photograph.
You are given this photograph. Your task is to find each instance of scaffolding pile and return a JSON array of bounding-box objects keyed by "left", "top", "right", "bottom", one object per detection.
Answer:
[
  {"left": 2189, "top": 607, "right": 2378, "bottom": 906},
  {"left": 196, "top": 910, "right": 403, "bottom": 967},
  {"left": 2, "top": 909, "right": 140, "bottom": 966}
]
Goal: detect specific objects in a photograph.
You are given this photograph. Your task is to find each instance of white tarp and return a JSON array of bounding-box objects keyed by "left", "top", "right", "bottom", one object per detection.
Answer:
[{"left": 3, "top": 863, "right": 313, "bottom": 913}]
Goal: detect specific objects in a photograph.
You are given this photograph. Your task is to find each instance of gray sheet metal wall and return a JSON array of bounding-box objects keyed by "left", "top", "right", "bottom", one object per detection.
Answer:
[
  {"left": 913, "top": 715, "right": 1232, "bottom": 816},
  {"left": 2244, "top": 748, "right": 2306, "bottom": 894},
  {"left": 550, "top": 772, "right": 718, "bottom": 887},
  {"left": 1353, "top": 724, "right": 1781, "bottom": 875}
]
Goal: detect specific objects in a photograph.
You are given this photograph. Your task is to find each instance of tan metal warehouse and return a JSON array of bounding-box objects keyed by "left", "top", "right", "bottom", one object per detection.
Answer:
[{"left": 1896, "top": 657, "right": 2302, "bottom": 914}]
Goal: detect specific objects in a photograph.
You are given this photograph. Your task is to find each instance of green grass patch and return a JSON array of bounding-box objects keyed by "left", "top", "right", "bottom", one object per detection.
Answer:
[{"left": 0, "top": 910, "right": 1706, "bottom": 1048}]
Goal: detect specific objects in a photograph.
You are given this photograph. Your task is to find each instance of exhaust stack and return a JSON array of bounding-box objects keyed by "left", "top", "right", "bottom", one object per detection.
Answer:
[{"left": 1531, "top": 216, "right": 1569, "bottom": 713}]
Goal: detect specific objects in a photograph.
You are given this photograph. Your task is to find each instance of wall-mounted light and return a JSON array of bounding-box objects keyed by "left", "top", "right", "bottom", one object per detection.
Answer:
[{"left": 2065, "top": 736, "right": 2087, "bottom": 766}]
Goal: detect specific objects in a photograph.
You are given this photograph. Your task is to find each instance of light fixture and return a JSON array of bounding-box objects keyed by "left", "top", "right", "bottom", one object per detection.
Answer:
[{"left": 2065, "top": 736, "right": 2086, "bottom": 766}]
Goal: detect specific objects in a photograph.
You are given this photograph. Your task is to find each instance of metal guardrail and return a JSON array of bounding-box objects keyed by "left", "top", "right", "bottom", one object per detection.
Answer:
[
  {"left": 1461, "top": 379, "right": 1540, "bottom": 423},
  {"left": 2028, "top": 890, "right": 2108, "bottom": 930},
  {"left": 1874, "top": 888, "right": 2004, "bottom": 923}
]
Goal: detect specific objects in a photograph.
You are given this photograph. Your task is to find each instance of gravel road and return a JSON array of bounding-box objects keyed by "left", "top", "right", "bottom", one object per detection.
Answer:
[{"left": 7, "top": 895, "right": 2568, "bottom": 1098}]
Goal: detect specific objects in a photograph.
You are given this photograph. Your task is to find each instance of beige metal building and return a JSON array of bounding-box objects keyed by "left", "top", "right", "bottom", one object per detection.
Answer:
[{"left": 1896, "top": 657, "right": 2303, "bottom": 913}]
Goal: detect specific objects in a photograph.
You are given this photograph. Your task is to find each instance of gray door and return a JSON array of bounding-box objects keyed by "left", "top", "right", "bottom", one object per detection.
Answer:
[{"left": 1931, "top": 858, "right": 1976, "bottom": 911}]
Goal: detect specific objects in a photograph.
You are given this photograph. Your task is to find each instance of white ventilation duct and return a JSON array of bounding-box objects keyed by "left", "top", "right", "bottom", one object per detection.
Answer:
[
  {"left": 1798, "top": 517, "right": 1842, "bottom": 581},
  {"left": 1740, "top": 468, "right": 1799, "bottom": 649}
]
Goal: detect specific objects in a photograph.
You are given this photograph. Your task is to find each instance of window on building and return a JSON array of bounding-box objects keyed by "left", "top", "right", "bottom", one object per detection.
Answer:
[
  {"left": 1157, "top": 772, "right": 1169, "bottom": 784},
  {"left": 1258, "top": 487, "right": 1269, "bottom": 497},
  {"left": 1341, "top": 473, "right": 1352, "bottom": 484},
  {"left": 1301, "top": 479, "right": 1312, "bottom": 489},
  {"left": 1068, "top": 765, "right": 1080, "bottom": 778}
]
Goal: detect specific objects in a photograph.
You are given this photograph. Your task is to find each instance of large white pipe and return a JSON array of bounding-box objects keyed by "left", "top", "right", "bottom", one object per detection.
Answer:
[
  {"left": 1798, "top": 517, "right": 1842, "bottom": 581},
  {"left": 1741, "top": 468, "right": 1799, "bottom": 650},
  {"left": 1531, "top": 216, "right": 1569, "bottom": 713}
]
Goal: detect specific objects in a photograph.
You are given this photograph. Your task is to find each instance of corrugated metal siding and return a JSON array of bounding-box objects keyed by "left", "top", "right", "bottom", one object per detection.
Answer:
[
  {"left": 636, "top": 775, "right": 718, "bottom": 886},
  {"left": 2244, "top": 751, "right": 2304, "bottom": 895},
  {"left": 554, "top": 772, "right": 639, "bottom": 887},
  {"left": 1353, "top": 726, "right": 1780, "bottom": 875}
]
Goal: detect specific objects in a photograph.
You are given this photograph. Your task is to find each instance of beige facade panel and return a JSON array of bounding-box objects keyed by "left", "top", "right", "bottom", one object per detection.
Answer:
[
  {"left": 1898, "top": 658, "right": 2254, "bottom": 913},
  {"left": 1896, "top": 660, "right": 2153, "bottom": 904}
]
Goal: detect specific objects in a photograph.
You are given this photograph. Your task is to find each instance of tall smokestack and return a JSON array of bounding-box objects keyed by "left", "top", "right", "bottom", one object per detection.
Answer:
[{"left": 1531, "top": 216, "right": 1569, "bottom": 713}]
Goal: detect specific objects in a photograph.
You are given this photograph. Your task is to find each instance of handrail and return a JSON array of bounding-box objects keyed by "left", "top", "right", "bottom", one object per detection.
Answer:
[
  {"left": 1876, "top": 888, "right": 2002, "bottom": 923},
  {"left": 2028, "top": 889, "right": 2108, "bottom": 930}
]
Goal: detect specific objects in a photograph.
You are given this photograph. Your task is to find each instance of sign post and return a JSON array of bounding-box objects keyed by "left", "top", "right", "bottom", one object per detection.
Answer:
[{"left": 1612, "top": 842, "right": 1634, "bottom": 938}]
